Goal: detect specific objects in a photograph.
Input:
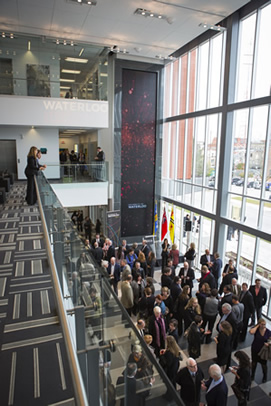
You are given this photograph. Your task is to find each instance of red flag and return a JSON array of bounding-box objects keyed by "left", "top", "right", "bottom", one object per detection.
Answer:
[{"left": 161, "top": 208, "right": 168, "bottom": 241}]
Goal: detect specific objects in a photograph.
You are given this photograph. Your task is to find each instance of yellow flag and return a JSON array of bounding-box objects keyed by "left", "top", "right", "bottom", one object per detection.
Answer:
[{"left": 169, "top": 207, "right": 174, "bottom": 244}]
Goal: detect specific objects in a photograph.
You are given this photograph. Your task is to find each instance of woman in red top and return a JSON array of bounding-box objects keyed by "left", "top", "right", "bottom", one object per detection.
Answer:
[{"left": 170, "top": 244, "right": 179, "bottom": 268}]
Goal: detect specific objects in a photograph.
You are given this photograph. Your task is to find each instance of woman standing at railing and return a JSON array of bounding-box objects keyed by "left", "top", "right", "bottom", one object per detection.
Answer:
[{"left": 25, "top": 146, "right": 45, "bottom": 205}]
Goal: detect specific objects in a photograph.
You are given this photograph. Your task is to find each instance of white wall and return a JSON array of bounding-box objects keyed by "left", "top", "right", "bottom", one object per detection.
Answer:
[
  {"left": 0, "top": 96, "right": 109, "bottom": 128},
  {"left": 51, "top": 182, "right": 108, "bottom": 207},
  {"left": 59, "top": 136, "right": 80, "bottom": 152},
  {"left": 0, "top": 127, "right": 60, "bottom": 179}
]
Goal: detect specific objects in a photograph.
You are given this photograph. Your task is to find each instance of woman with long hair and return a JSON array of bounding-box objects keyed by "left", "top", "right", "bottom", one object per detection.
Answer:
[
  {"left": 25, "top": 146, "right": 40, "bottom": 205},
  {"left": 184, "top": 242, "right": 196, "bottom": 268},
  {"left": 196, "top": 282, "right": 211, "bottom": 312},
  {"left": 147, "top": 251, "right": 156, "bottom": 278},
  {"left": 184, "top": 297, "right": 201, "bottom": 331},
  {"left": 137, "top": 251, "right": 147, "bottom": 277},
  {"left": 214, "top": 320, "right": 233, "bottom": 373},
  {"left": 230, "top": 350, "right": 251, "bottom": 406},
  {"left": 161, "top": 238, "right": 170, "bottom": 271},
  {"left": 249, "top": 318, "right": 271, "bottom": 383},
  {"left": 170, "top": 243, "right": 179, "bottom": 269},
  {"left": 174, "top": 285, "right": 190, "bottom": 336},
  {"left": 160, "top": 335, "right": 181, "bottom": 398}
]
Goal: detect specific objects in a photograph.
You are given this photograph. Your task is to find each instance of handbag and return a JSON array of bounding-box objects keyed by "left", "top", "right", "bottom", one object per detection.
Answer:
[
  {"left": 231, "top": 382, "right": 245, "bottom": 401},
  {"left": 258, "top": 345, "right": 269, "bottom": 361}
]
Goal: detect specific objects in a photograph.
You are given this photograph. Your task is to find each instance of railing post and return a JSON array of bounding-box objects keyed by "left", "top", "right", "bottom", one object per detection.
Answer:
[{"left": 74, "top": 306, "right": 88, "bottom": 394}]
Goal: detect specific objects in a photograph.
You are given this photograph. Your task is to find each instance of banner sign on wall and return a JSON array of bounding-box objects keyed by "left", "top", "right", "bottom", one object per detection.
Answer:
[
  {"left": 106, "top": 210, "right": 121, "bottom": 247},
  {"left": 121, "top": 69, "right": 157, "bottom": 237}
]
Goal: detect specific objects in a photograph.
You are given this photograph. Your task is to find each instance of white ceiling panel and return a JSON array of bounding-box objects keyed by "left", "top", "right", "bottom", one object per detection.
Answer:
[{"left": 0, "top": 0, "right": 253, "bottom": 59}]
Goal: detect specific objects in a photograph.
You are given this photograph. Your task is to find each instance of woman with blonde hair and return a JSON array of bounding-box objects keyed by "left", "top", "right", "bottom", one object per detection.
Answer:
[
  {"left": 160, "top": 335, "right": 181, "bottom": 397},
  {"left": 170, "top": 243, "right": 179, "bottom": 269},
  {"left": 184, "top": 242, "right": 196, "bottom": 268},
  {"left": 25, "top": 146, "right": 40, "bottom": 205},
  {"left": 184, "top": 297, "right": 201, "bottom": 330}
]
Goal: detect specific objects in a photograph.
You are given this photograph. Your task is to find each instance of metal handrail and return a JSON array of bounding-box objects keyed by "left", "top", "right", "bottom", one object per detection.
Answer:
[{"left": 35, "top": 176, "right": 88, "bottom": 406}]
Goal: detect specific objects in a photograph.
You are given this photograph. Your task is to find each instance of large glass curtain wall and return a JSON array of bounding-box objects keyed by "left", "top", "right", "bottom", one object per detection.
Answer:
[{"left": 161, "top": 1, "right": 271, "bottom": 318}]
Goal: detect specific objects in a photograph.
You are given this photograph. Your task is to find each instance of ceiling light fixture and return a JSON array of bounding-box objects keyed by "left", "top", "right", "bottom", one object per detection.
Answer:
[
  {"left": 54, "top": 39, "right": 77, "bottom": 46},
  {"left": 60, "top": 78, "right": 76, "bottom": 82},
  {"left": 109, "top": 46, "right": 129, "bottom": 55},
  {"left": 65, "top": 57, "right": 88, "bottom": 63},
  {"left": 28, "top": 40, "right": 31, "bottom": 51},
  {"left": 199, "top": 23, "right": 226, "bottom": 32},
  {"left": 68, "top": 0, "right": 97, "bottom": 5},
  {"left": 79, "top": 48, "right": 84, "bottom": 57},
  {"left": 61, "top": 69, "right": 81, "bottom": 74},
  {"left": 134, "top": 8, "right": 170, "bottom": 23}
]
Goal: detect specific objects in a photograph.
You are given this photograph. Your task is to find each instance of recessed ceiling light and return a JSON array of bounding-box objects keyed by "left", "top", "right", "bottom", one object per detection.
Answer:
[
  {"left": 100, "top": 73, "right": 108, "bottom": 77},
  {"left": 60, "top": 78, "right": 75, "bottom": 82},
  {"left": 65, "top": 57, "right": 88, "bottom": 63},
  {"left": 60, "top": 86, "right": 72, "bottom": 89},
  {"left": 79, "top": 48, "right": 84, "bottom": 57},
  {"left": 61, "top": 69, "right": 81, "bottom": 74}
]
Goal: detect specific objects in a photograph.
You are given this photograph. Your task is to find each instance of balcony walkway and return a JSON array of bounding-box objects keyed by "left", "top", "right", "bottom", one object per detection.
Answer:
[{"left": 0, "top": 182, "right": 76, "bottom": 406}]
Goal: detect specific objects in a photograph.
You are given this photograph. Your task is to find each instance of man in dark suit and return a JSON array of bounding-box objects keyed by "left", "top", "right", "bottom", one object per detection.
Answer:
[
  {"left": 107, "top": 256, "right": 121, "bottom": 295},
  {"left": 219, "top": 266, "right": 238, "bottom": 295},
  {"left": 170, "top": 276, "right": 182, "bottom": 305},
  {"left": 141, "top": 239, "right": 150, "bottom": 258},
  {"left": 219, "top": 285, "right": 233, "bottom": 314},
  {"left": 179, "top": 261, "right": 195, "bottom": 292},
  {"left": 198, "top": 265, "right": 216, "bottom": 290},
  {"left": 91, "top": 233, "right": 104, "bottom": 248},
  {"left": 175, "top": 357, "right": 204, "bottom": 406},
  {"left": 93, "top": 241, "right": 103, "bottom": 265},
  {"left": 249, "top": 279, "right": 267, "bottom": 324},
  {"left": 202, "top": 364, "right": 228, "bottom": 406},
  {"left": 230, "top": 278, "right": 241, "bottom": 296},
  {"left": 161, "top": 267, "right": 173, "bottom": 289},
  {"left": 239, "top": 282, "right": 255, "bottom": 341},
  {"left": 210, "top": 252, "right": 222, "bottom": 288},
  {"left": 200, "top": 249, "right": 214, "bottom": 269},
  {"left": 216, "top": 303, "right": 237, "bottom": 370}
]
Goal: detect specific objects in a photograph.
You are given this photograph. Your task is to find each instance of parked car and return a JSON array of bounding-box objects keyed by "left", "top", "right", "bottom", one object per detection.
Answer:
[
  {"left": 232, "top": 177, "right": 241, "bottom": 185},
  {"left": 247, "top": 181, "right": 255, "bottom": 188},
  {"left": 208, "top": 180, "right": 215, "bottom": 187},
  {"left": 265, "top": 182, "right": 271, "bottom": 191},
  {"left": 254, "top": 181, "right": 261, "bottom": 189},
  {"left": 236, "top": 178, "right": 244, "bottom": 186}
]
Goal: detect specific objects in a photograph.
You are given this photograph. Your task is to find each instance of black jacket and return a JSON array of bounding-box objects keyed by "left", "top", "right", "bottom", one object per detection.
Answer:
[
  {"left": 205, "top": 376, "right": 228, "bottom": 406},
  {"left": 239, "top": 290, "right": 255, "bottom": 318},
  {"left": 176, "top": 366, "right": 204, "bottom": 403},
  {"left": 249, "top": 285, "right": 267, "bottom": 309}
]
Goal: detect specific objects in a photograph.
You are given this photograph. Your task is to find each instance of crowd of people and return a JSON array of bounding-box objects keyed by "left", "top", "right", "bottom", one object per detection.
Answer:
[{"left": 77, "top": 234, "right": 271, "bottom": 405}]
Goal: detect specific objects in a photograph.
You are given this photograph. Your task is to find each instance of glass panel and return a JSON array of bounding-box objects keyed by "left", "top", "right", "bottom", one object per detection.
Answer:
[
  {"left": 194, "top": 116, "right": 206, "bottom": 186},
  {"left": 193, "top": 185, "right": 203, "bottom": 209},
  {"left": 186, "top": 118, "right": 194, "bottom": 183},
  {"left": 253, "top": 3, "right": 271, "bottom": 98},
  {"left": 171, "top": 59, "right": 179, "bottom": 116},
  {"left": 204, "top": 114, "right": 220, "bottom": 187},
  {"left": 264, "top": 118, "right": 271, "bottom": 200},
  {"left": 245, "top": 105, "right": 268, "bottom": 196},
  {"left": 203, "top": 189, "right": 215, "bottom": 212},
  {"left": 177, "top": 120, "right": 185, "bottom": 179},
  {"left": 179, "top": 53, "right": 188, "bottom": 115},
  {"left": 184, "top": 183, "right": 192, "bottom": 205},
  {"left": 169, "top": 122, "right": 177, "bottom": 179},
  {"left": 243, "top": 197, "right": 259, "bottom": 228},
  {"left": 188, "top": 48, "right": 197, "bottom": 113},
  {"left": 164, "top": 63, "right": 172, "bottom": 118},
  {"left": 231, "top": 109, "right": 249, "bottom": 193},
  {"left": 228, "top": 194, "right": 242, "bottom": 221},
  {"left": 235, "top": 13, "right": 257, "bottom": 102},
  {"left": 162, "top": 123, "right": 169, "bottom": 178},
  {"left": 225, "top": 224, "right": 239, "bottom": 264},
  {"left": 201, "top": 216, "right": 212, "bottom": 254},
  {"left": 262, "top": 201, "right": 271, "bottom": 233},
  {"left": 239, "top": 233, "right": 256, "bottom": 286},
  {"left": 208, "top": 33, "right": 224, "bottom": 108},
  {"left": 257, "top": 238, "right": 271, "bottom": 316},
  {"left": 196, "top": 41, "right": 209, "bottom": 110}
]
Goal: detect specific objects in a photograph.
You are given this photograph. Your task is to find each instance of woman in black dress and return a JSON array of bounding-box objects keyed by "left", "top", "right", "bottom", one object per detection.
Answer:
[
  {"left": 146, "top": 251, "right": 156, "bottom": 278},
  {"left": 161, "top": 238, "right": 170, "bottom": 271},
  {"left": 174, "top": 285, "right": 190, "bottom": 336},
  {"left": 214, "top": 320, "right": 232, "bottom": 373},
  {"left": 230, "top": 350, "right": 251, "bottom": 406},
  {"left": 25, "top": 146, "right": 40, "bottom": 205},
  {"left": 159, "top": 335, "right": 181, "bottom": 399}
]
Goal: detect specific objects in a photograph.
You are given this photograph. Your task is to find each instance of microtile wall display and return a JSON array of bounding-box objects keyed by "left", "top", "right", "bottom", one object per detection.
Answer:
[
  {"left": 121, "top": 69, "right": 157, "bottom": 237},
  {"left": 27, "top": 64, "right": 50, "bottom": 97}
]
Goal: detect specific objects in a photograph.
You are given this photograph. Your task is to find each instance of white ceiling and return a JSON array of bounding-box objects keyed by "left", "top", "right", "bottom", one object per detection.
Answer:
[{"left": 0, "top": 0, "right": 250, "bottom": 59}]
